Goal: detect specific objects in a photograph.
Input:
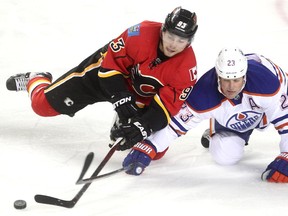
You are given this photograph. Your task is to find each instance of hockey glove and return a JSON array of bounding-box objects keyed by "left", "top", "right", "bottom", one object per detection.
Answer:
[
  {"left": 110, "top": 117, "right": 151, "bottom": 151},
  {"left": 111, "top": 91, "right": 139, "bottom": 123},
  {"left": 123, "top": 140, "right": 157, "bottom": 175},
  {"left": 261, "top": 152, "right": 288, "bottom": 183}
]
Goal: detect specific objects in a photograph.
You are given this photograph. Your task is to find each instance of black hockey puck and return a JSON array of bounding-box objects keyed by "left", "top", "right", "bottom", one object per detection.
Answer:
[{"left": 14, "top": 200, "right": 27, "bottom": 209}]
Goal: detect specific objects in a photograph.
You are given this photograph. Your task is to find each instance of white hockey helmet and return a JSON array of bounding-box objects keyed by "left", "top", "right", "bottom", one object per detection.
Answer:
[{"left": 215, "top": 47, "right": 248, "bottom": 79}]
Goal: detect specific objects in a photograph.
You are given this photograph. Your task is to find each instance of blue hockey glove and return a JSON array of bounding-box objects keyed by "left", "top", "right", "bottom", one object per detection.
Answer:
[
  {"left": 110, "top": 117, "right": 151, "bottom": 151},
  {"left": 261, "top": 152, "right": 288, "bottom": 183},
  {"left": 111, "top": 91, "right": 139, "bottom": 123},
  {"left": 123, "top": 140, "right": 157, "bottom": 175}
]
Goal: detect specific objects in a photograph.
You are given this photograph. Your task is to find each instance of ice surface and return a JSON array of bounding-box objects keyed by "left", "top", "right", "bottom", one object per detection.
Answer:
[{"left": 0, "top": 0, "right": 288, "bottom": 215}]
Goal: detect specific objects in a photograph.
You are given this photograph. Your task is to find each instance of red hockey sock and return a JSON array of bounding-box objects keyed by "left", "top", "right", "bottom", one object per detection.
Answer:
[{"left": 28, "top": 77, "right": 60, "bottom": 117}]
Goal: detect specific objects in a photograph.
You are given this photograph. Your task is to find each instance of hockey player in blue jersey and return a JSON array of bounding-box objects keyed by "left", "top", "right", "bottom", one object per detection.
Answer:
[{"left": 123, "top": 47, "right": 288, "bottom": 183}]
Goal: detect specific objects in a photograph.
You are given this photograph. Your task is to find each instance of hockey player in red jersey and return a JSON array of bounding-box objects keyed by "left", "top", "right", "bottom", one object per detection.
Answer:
[{"left": 6, "top": 7, "right": 198, "bottom": 155}]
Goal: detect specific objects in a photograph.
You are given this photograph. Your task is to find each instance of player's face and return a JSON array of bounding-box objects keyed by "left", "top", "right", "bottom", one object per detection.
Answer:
[
  {"left": 219, "top": 77, "right": 245, "bottom": 99},
  {"left": 161, "top": 31, "right": 190, "bottom": 57}
]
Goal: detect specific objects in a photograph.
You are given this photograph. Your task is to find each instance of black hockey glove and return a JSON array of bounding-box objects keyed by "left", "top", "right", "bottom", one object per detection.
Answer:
[
  {"left": 110, "top": 117, "right": 152, "bottom": 151},
  {"left": 110, "top": 91, "right": 139, "bottom": 123}
]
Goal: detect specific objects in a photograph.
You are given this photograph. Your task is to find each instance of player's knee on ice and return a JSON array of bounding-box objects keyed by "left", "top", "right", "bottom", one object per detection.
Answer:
[{"left": 209, "top": 131, "right": 246, "bottom": 165}]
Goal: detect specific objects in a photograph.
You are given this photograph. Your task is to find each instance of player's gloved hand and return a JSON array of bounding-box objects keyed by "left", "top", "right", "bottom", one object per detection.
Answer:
[
  {"left": 110, "top": 117, "right": 151, "bottom": 151},
  {"left": 123, "top": 140, "right": 157, "bottom": 175},
  {"left": 110, "top": 91, "right": 139, "bottom": 123},
  {"left": 261, "top": 152, "right": 288, "bottom": 182}
]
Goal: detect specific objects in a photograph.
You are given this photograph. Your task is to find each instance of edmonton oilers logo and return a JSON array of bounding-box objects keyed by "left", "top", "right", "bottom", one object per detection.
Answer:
[{"left": 226, "top": 111, "right": 263, "bottom": 132}]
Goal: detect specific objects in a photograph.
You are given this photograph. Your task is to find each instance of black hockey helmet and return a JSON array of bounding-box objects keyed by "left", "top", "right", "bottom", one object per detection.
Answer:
[{"left": 162, "top": 7, "right": 198, "bottom": 41}]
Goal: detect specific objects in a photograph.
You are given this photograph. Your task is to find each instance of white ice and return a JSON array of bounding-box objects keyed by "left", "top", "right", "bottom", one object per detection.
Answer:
[{"left": 1, "top": 0, "right": 288, "bottom": 215}]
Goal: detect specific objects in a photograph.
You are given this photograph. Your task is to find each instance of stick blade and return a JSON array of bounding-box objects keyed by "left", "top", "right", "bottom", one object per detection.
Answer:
[
  {"left": 75, "top": 152, "right": 94, "bottom": 184},
  {"left": 34, "top": 194, "right": 76, "bottom": 208}
]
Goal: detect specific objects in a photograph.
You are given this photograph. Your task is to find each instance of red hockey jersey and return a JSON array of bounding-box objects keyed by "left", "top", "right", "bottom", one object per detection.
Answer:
[{"left": 99, "top": 20, "right": 197, "bottom": 127}]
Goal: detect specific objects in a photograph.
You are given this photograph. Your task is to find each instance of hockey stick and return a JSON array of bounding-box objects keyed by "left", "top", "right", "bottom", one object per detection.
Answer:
[
  {"left": 34, "top": 137, "right": 123, "bottom": 208},
  {"left": 75, "top": 151, "right": 95, "bottom": 184},
  {"left": 76, "top": 162, "right": 133, "bottom": 184},
  {"left": 75, "top": 148, "right": 122, "bottom": 184},
  {"left": 76, "top": 167, "right": 126, "bottom": 184},
  {"left": 75, "top": 143, "right": 132, "bottom": 185}
]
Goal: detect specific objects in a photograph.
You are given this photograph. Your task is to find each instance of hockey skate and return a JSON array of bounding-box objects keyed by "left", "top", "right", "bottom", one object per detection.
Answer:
[
  {"left": 6, "top": 72, "right": 52, "bottom": 91},
  {"left": 201, "top": 129, "right": 211, "bottom": 148}
]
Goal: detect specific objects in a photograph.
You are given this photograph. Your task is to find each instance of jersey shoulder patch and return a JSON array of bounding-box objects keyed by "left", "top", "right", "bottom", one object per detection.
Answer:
[
  {"left": 127, "top": 23, "right": 141, "bottom": 37},
  {"left": 127, "top": 21, "right": 161, "bottom": 38}
]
